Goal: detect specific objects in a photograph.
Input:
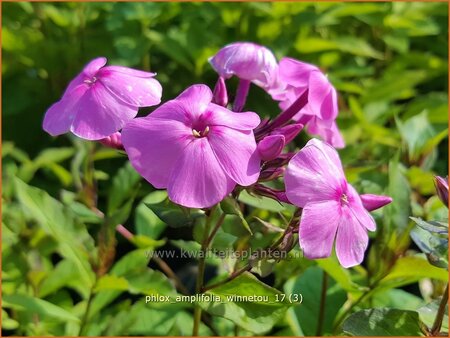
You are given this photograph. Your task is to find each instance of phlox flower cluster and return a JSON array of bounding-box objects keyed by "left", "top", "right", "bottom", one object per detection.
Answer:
[{"left": 43, "top": 42, "right": 392, "bottom": 267}]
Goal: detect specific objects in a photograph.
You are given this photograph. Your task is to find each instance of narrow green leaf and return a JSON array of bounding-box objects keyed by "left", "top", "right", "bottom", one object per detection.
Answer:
[{"left": 3, "top": 294, "right": 80, "bottom": 322}]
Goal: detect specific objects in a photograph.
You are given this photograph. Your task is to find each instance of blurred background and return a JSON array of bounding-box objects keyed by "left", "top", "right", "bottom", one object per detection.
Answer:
[{"left": 2, "top": 2, "right": 449, "bottom": 336}]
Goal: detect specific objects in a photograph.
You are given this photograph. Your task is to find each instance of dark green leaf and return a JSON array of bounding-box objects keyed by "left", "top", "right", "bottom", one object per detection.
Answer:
[
  {"left": 201, "top": 272, "right": 289, "bottom": 334},
  {"left": 343, "top": 308, "right": 425, "bottom": 336}
]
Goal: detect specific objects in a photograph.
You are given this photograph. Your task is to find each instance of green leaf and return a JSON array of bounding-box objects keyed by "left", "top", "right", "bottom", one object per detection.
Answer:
[
  {"left": 284, "top": 266, "right": 346, "bottom": 336},
  {"left": 410, "top": 217, "right": 448, "bottom": 235},
  {"left": 127, "top": 269, "right": 177, "bottom": 296},
  {"left": 372, "top": 289, "right": 424, "bottom": 310},
  {"left": 221, "top": 196, "right": 253, "bottom": 234},
  {"left": 396, "top": 111, "right": 437, "bottom": 160},
  {"left": 135, "top": 191, "right": 167, "bottom": 239},
  {"left": 130, "top": 235, "right": 166, "bottom": 250},
  {"left": 107, "top": 162, "right": 141, "bottom": 214},
  {"left": 410, "top": 219, "right": 448, "bottom": 269},
  {"left": 385, "top": 158, "right": 412, "bottom": 233},
  {"left": 316, "top": 257, "right": 362, "bottom": 292},
  {"left": 295, "top": 37, "right": 383, "bottom": 59},
  {"left": 1, "top": 310, "right": 19, "bottom": 330},
  {"left": 201, "top": 272, "right": 289, "bottom": 334},
  {"left": 380, "top": 255, "right": 449, "bottom": 289},
  {"left": 3, "top": 294, "right": 80, "bottom": 323},
  {"left": 342, "top": 308, "right": 425, "bottom": 336},
  {"left": 95, "top": 275, "right": 129, "bottom": 292},
  {"left": 14, "top": 178, "right": 95, "bottom": 287},
  {"left": 145, "top": 198, "right": 204, "bottom": 228},
  {"left": 18, "top": 147, "right": 75, "bottom": 182},
  {"left": 418, "top": 299, "right": 448, "bottom": 332},
  {"left": 38, "top": 260, "right": 85, "bottom": 298}
]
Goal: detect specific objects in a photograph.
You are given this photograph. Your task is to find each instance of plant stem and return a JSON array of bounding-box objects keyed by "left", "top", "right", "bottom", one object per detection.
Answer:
[
  {"left": 316, "top": 271, "right": 328, "bottom": 336},
  {"left": 152, "top": 256, "right": 190, "bottom": 296},
  {"left": 205, "top": 213, "right": 226, "bottom": 247},
  {"left": 256, "top": 89, "right": 308, "bottom": 138},
  {"left": 431, "top": 283, "right": 449, "bottom": 336},
  {"left": 192, "top": 206, "right": 216, "bottom": 336},
  {"left": 202, "top": 264, "right": 252, "bottom": 292},
  {"left": 78, "top": 279, "right": 97, "bottom": 336},
  {"left": 202, "top": 221, "right": 295, "bottom": 293}
]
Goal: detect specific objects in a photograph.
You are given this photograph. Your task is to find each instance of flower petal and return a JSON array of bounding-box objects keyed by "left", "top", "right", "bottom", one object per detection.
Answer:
[
  {"left": 208, "top": 104, "right": 261, "bottom": 130},
  {"left": 278, "top": 57, "right": 318, "bottom": 88},
  {"left": 285, "top": 138, "right": 346, "bottom": 207},
  {"left": 101, "top": 65, "right": 156, "bottom": 78},
  {"left": 43, "top": 84, "right": 89, "bottom": 136},
  {"left": 347, "top": 185, "right": 377, "bottom": 231},
  {"left": 177, "top": 84, "right": 213, "bottom": 118},
  {"left": 122, "top": 117, "right": 192, "bottom": 189},
  {"left": 70, "top": 82, "right": 137, "bottom": 140},
  {"left": 335, "top": 206, "right": 369, "bottom": 268},
  {"left": 83, "top": 57, "right": 107, "bottom": 78},
  {"left": 308, "top": 70, "right": 332, "bottom": 119},
  {"left": 208, "top": 126, "right": 260, "bottom": 186},
  {"left": 306, "top": 118, "right": 345, "bottom": 149},
  {"left": 98, "top": 67, "right": 162, "bottom": 107},
  {"left": 167, "top": 138, "right": 235, "bottom": 208},
  {"left": 150, "top": 84, "right": 212, "bottom": 123},
  {"left": 320, "top": 86, "right": 338, "bottom": 121},
  {"left": 299, "top": 200, "right": 341, "bottom": 259}
]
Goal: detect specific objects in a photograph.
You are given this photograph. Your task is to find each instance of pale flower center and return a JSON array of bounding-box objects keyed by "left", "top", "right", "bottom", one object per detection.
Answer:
[
  {"left": 192, "top": 126, "right": 210, "bottom": 138},
  {"left": 84, "top": 76, "right": 97, "bottom": 86},
  {"left": 340, "top": 193, "right": 349, "bottom": 205}
]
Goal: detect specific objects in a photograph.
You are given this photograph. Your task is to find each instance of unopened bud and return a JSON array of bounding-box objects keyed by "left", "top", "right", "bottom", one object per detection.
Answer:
[
  {"left": 434, "top": 176, "right": 448, "bottom": 207},
  {"left": 99, "top": 132, "right": 124, "bottom": 150},
  {"left": 270, "top": 123, "right": 304, "bottom": 144},
  {"left": 257, "top": 135, "right": 285, "bottom": 161},
  {"left": 253, "top": 184, "right": 291, "bottom": 204},
  {"left": 360, "top": 194, "right": 393, "bottom": 211},
  {"left": 259, "top": 167, "right": 285, "bottom": 181},
  {"left": 212, "top": 76, "right": 228, "bottom": 107}
]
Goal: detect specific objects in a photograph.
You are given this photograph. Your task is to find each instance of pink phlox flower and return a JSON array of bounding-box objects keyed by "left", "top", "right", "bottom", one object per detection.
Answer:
[
  {"left": 270, "top": 57, "right": 345, "bottom": 148},
  {"left": 122, "top": 84, "right": 261, "bottom": 208},
  {"left": 43, "top": 57, "right": 162, "bottom": 140},
  {"left": 285, "top": 138, "right": 392, "bottom": 268}
]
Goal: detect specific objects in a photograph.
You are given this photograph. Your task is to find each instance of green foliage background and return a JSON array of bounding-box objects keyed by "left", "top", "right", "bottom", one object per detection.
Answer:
[{"left": 2, "top": 2, "right": 449, "bottom": 336}]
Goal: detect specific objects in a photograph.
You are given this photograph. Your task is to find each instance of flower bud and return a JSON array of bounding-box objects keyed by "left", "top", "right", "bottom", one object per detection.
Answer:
[
  {"left": 434, "top": 176, "right": 448, "bottom": 207},
  {"left": 259, "top": 166, "right": 285, "bottom": 181},
  {"left": 252, "top": 184, "right": 291, "bottom": 204},
  {"left": 270, "top": 123, "right": 304, "bottom": 144},
  {"left": 360, "top": 194, "right": 393, "bottom": 211},
  {"left": 99, "top": 132, "right": 124, "bottom": 150},
  {"left": 257, "top": 135, "right": 285, "bottom": 161},
  {"left": 212, "top": 76, "right": 228, "bottom": 107},
  {"left": 209, "top": 42, "right": 278, "bottom": 89}
]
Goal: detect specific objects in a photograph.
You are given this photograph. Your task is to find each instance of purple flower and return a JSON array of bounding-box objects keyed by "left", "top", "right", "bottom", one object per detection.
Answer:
[
  {"left": 271, "top": 57, "right": 345, "bottom": 148},
  {"left": 209, "top": 42, "right": 278, "bottom": 89},
  {"left": 285, "top": 138, "right": 391, "bottom": 268},
  {"left": 43, "top": 57, "right": 162, "bottom": 140},
  {"left": 434, "top": 176, "right": 449, "bottom": 207},
  {"left": 122, "top": 84, "right": 261, "bottom": 208},
  {"left": 257, "top": 135, "right": 285, "bottom": 161}
]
